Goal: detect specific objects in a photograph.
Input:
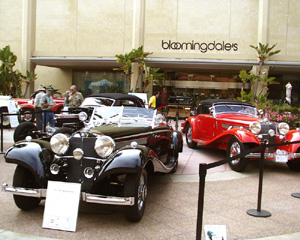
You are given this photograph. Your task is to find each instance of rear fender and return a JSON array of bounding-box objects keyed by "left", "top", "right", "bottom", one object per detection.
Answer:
[
  {"left": 4, "top": 141, "right": 51, "bottom": 183},
  {"left": 171, "top": 130, "right": 183, "bottom": 153}
]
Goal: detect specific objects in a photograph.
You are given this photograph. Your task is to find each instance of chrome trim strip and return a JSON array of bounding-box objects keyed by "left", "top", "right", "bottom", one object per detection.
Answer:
[
  {"left": 2, "top": 183, "right": 134, "bottom": 206},
  {"left": 114, "top": 129, "right": 171, "bottom": 141},
  {"left": 54, "top": 155, "right": 107, "bottom": 162},
  {"left": 245, "top": 153, "right": 274, "bottom": 158},
  {"left": 151, "top": 157, "right": 174, "bottom": 173}
]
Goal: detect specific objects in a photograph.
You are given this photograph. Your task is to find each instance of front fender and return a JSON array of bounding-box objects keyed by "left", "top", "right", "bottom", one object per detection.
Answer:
[
  {"left": 283, "top": 130, "right": 300, "bottom": 153},
  {"left": 204, "top": 128, "right": 260, "bottom": 150},
  {"left": 4, "top": 141, "right": 50, "bottom": 182},
  {"left": 99, "top": 146, "right": 150, "bottom": 179}
]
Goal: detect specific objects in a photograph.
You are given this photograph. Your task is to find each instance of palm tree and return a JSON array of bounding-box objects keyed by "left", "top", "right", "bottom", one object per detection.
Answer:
[
  {"left": 250, "top": 43, "right": 280, "bottom": 101},
  {"left": 115, "top": 45, "right": 152, "bottom": 92}
]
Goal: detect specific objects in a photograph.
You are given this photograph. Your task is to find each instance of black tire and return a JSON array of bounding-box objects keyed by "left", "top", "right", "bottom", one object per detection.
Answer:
[
  {"left": 13, "top": 165, "right": 41, "bottom": 211},
  {"left": 287, "top": 149, "right": 300, "bottom": 171},
  {"left": 13, "top": 122, "right": 38, "bottom": 142},
  {"left": 21, "top": 108, "right": 35, "bottom": 122},
  {"left": 52, "top": 127, "right": 74, "bottom": 136},
  {"left": 124, "top": 169, "right": 147, "bottom": 222},
  {"left": 0, "top": 107, "right": 11, "bottom": 128},
  {"left": 186, "top": 123, "right": 197, "bottom": 149},
  {"left": 227, "top": 136, "right": 249, "bottom": 172}
]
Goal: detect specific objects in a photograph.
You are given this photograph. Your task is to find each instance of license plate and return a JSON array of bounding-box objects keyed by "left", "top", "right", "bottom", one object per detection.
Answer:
[{"left": 275, "top": 154, "right": 288, "bottom": 162}]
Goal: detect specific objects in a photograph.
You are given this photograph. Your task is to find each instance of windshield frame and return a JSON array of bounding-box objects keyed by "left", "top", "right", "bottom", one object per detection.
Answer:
[{"left": 212, "top": 104, "right": 258, "bottom": 117}]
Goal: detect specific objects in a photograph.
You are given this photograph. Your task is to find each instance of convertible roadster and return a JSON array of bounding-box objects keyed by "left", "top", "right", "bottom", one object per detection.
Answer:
[
  {"left": 2, "top": 106, "right": 183, "bottom": 222},
  {"left": 182, "top": 99, "right": 300, "bottom": 172}
]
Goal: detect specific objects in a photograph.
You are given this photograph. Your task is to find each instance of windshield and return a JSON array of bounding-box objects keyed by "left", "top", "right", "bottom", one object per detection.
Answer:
[
  {"left": 81, "top": 97, "right": 114, "bottom": 107},
  {"left": 90, "top": 106, "right": 161, "bottom": 127},
  {"left": 214, "top": 104, "right": 257, "bottom": 117}
]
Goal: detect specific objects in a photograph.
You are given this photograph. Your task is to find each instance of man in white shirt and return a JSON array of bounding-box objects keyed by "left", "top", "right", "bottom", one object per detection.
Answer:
[{"left": 34, "top": 85, "right": 45, "bottom": 130}]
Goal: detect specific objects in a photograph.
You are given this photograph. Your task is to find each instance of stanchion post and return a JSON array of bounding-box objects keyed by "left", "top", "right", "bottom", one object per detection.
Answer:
[
  {"left": 196, "top": 163, "right": 207, "bottom": 240},
  {"left": 0, "top": 113, "right": 3, "bottom": 153},
  {"left": 247, "top": 142, "right": 271, "bottom": 217}
]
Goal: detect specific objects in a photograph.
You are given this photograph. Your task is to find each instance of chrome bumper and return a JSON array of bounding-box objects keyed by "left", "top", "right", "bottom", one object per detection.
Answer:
[
  {"left": 245, "top": 153, "right": 300, "bottom": 159},
  {"left": 2, "top": 183, "right": 134, "bottom": 206}
]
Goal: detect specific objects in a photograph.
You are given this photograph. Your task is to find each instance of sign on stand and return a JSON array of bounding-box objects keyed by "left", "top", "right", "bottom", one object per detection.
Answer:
[{"left": 43, "top": 181, "right": 81, "bottom": 232}]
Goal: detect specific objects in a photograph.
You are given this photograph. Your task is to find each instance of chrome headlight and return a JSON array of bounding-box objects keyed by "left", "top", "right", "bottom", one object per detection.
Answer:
[
  {"left": 155, "top": 114, "right": 165, "bottom": 124},
  {"left": 50, "top": 133, "right": 69, "bottom": 154},
  {"left": 94, "top": 136, "right": 115, "bottom": 158},
  {"left": 250, "top": 122, "right": 261, "bottom": 135},
  {"left": 278, "top": 122, "right": 289, "bottom": 135},
  {"left": 79, "top": 111, "right": 88, "bottom": 121}
]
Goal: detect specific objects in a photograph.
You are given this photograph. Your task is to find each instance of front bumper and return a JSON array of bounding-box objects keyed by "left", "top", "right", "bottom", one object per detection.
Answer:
[{"left": 2, "top": 183, "right": 134, "bottom": 206}]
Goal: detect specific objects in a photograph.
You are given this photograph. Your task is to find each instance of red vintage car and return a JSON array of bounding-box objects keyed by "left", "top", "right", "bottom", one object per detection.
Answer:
[
  {"left": 181, "top": 99, "right": 300, "bottom": 172},
  {"left": 14, "top": 90, "right": 64, "bottom": 122}
]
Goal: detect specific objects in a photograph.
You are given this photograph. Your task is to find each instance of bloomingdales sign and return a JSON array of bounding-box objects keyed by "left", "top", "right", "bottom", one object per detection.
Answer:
[{"left": 162, "top": 40, "right": 238, "bottom": 53}]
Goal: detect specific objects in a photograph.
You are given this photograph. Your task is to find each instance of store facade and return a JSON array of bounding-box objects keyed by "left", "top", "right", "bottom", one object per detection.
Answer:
[{"left": 1, "top": 0, "right": 300, "bottom": 104}]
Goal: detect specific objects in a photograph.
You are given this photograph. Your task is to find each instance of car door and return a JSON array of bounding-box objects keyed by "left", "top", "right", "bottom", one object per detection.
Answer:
[{"left": 197, "top": 104, "right": 217, "bottom": 141}]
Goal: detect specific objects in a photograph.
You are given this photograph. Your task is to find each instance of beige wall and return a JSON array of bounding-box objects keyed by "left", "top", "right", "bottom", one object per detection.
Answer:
[
  {"left": 145, "top": 0, "right": 259, "bottom": 60},
  {"left": 269, "top": 0, "right": 300, "bottom": 60},
  {"left": 35, "top": 0, "right": 134, "bottom": 56},
  {"left": 35, "top": 66, "right": 72, "bottom": 94},
  {"left": 0, "top": 0, "right": 300, "bottom": 96},
  {"left": 0, "top": 0, "right": 23, "bottom": 70}
]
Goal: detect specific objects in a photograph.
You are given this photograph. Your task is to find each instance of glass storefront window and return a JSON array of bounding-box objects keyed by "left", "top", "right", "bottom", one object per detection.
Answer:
[{"left": 73, "top": 71, "right": 126, "bottom": 97}]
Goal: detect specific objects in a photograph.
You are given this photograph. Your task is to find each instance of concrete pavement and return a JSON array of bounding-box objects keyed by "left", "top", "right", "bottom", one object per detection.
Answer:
[{"left": 1, "top": 126, "right": 300, "bottom": 239}]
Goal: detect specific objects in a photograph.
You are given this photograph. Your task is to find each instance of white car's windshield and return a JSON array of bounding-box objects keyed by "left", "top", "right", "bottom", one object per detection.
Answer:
[
  {"left": 214, "top": 104, "right": 257, "bottom": 117},
  {"left": 90, "top": 106, "right": 162, "bottom": 127},
  {"left": 81, "top": 97, "right": 114, "bottom": 107}
]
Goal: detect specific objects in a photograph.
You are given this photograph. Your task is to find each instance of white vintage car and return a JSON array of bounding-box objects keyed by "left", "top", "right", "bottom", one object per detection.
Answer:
[{"left": 0, "top": 96, "right": 19, "bottom": 128}]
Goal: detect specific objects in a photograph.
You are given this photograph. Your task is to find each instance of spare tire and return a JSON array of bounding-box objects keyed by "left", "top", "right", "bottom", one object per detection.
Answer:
[{"left": 14, "top": 122, "right": 38, "bottom": 142}]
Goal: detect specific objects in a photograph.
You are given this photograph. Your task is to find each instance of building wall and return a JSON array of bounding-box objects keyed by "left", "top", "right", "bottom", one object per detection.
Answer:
[
  {"left": 0, "top": 0, "right": 23, "bottom": 70},
  {"left": 0, "top": 0, "right": 300, "bottom": 96},
  {"left": 35, "top": 66, "right": 71, "bottom": 94},
  {"left": 35, "top": 0, "right": 134, "bottom": 56}
]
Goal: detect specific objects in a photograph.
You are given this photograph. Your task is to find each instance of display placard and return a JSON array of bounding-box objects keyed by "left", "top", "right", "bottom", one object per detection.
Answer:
[
  {"left": 204, "top": 225, "right": 227, "bottom": 240},
  {"left": 42, "top": 181, "right": 81, "bottom": 232}
]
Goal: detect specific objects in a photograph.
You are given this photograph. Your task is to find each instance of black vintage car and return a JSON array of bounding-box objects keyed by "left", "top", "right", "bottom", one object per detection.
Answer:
[{"left": 2, "top": 106, "right": 183, "bottom": 222}]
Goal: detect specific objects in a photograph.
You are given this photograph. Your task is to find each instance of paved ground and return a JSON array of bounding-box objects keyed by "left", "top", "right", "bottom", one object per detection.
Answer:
[{"left": 1, "top": 125, "right": 300, "bottom": 239}]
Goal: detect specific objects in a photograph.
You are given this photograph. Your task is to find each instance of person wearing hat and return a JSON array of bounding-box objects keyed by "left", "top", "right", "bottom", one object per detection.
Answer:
[
  {"left": 34, "top": 85, "right": 46, "bottom": 130},
  {"left": 41, "top": 86, "right": 55, "bottom": 129}
]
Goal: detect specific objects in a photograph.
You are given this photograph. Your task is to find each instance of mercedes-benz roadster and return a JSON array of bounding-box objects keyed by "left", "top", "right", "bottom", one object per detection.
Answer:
[
  {"left": 3, "top": 106, "right": 183, "bottom": 222},
  {"left": 182, "top": 99, "right": 300, "bottom": 172}
]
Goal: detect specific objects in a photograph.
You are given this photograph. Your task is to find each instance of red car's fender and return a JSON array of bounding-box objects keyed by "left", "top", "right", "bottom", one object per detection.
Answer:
[
  {"left": 202, "top": 128, "right": 261, "bottom": 150},
  {"left": 20, "top": 102, "right": 64, "bottom": 113},
  {"left": 279, "top": 130, "right": 300, "bottom": 153}
]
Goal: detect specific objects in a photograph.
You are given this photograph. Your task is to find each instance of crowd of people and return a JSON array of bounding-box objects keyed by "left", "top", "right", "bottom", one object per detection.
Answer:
[{"left": 32, "top": 83, "right": 171, "bottom": 130}]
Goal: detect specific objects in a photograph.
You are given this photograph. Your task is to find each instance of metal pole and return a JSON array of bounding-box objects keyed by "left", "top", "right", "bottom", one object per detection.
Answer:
[
  {"left": 196, "top": 163, "right": 207, "bottom": 240},
  {"left": 0, "top": 113, "right": 3, "bottom": 153},
  {"left": 247, "top": 142, "right": 271, "bottom": 217}
]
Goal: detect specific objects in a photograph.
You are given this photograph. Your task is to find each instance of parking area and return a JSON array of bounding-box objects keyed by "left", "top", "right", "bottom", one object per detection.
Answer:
[{"left": 1, "top": 125, "right": 300, "bottom": 239}]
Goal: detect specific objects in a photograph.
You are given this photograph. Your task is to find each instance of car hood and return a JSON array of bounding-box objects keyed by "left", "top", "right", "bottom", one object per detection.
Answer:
[
  {"left": 216, "top": 114, "right": 261, "bottom": 126},
  {"left": 90, "top": 123, "right": 153, "bottom": 139}
]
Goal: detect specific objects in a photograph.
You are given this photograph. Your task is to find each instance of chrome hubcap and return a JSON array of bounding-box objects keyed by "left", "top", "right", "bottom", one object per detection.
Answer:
[
  {"left": 137, "top": 174, "right": 147, "bottom": 211},
  {"left": 187, "top": 127, "right": 192, "bottom": 143},
  {"left": 230, "top": 142, "right": 241, "bottom": 165}
]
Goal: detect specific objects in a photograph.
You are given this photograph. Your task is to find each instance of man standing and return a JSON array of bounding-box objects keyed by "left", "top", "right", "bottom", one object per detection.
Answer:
[
  {"left": 65, "top": 85, "right": 84, "bottom": 108},
  {"left": 149, "top": 91, "right": 160, "bottom": 109},
  {"left": 41, "top": 86, "right": 55, "bottom": 129},
  {"left": 34, "top": 85, "right": 45, "bottom": 130}
]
